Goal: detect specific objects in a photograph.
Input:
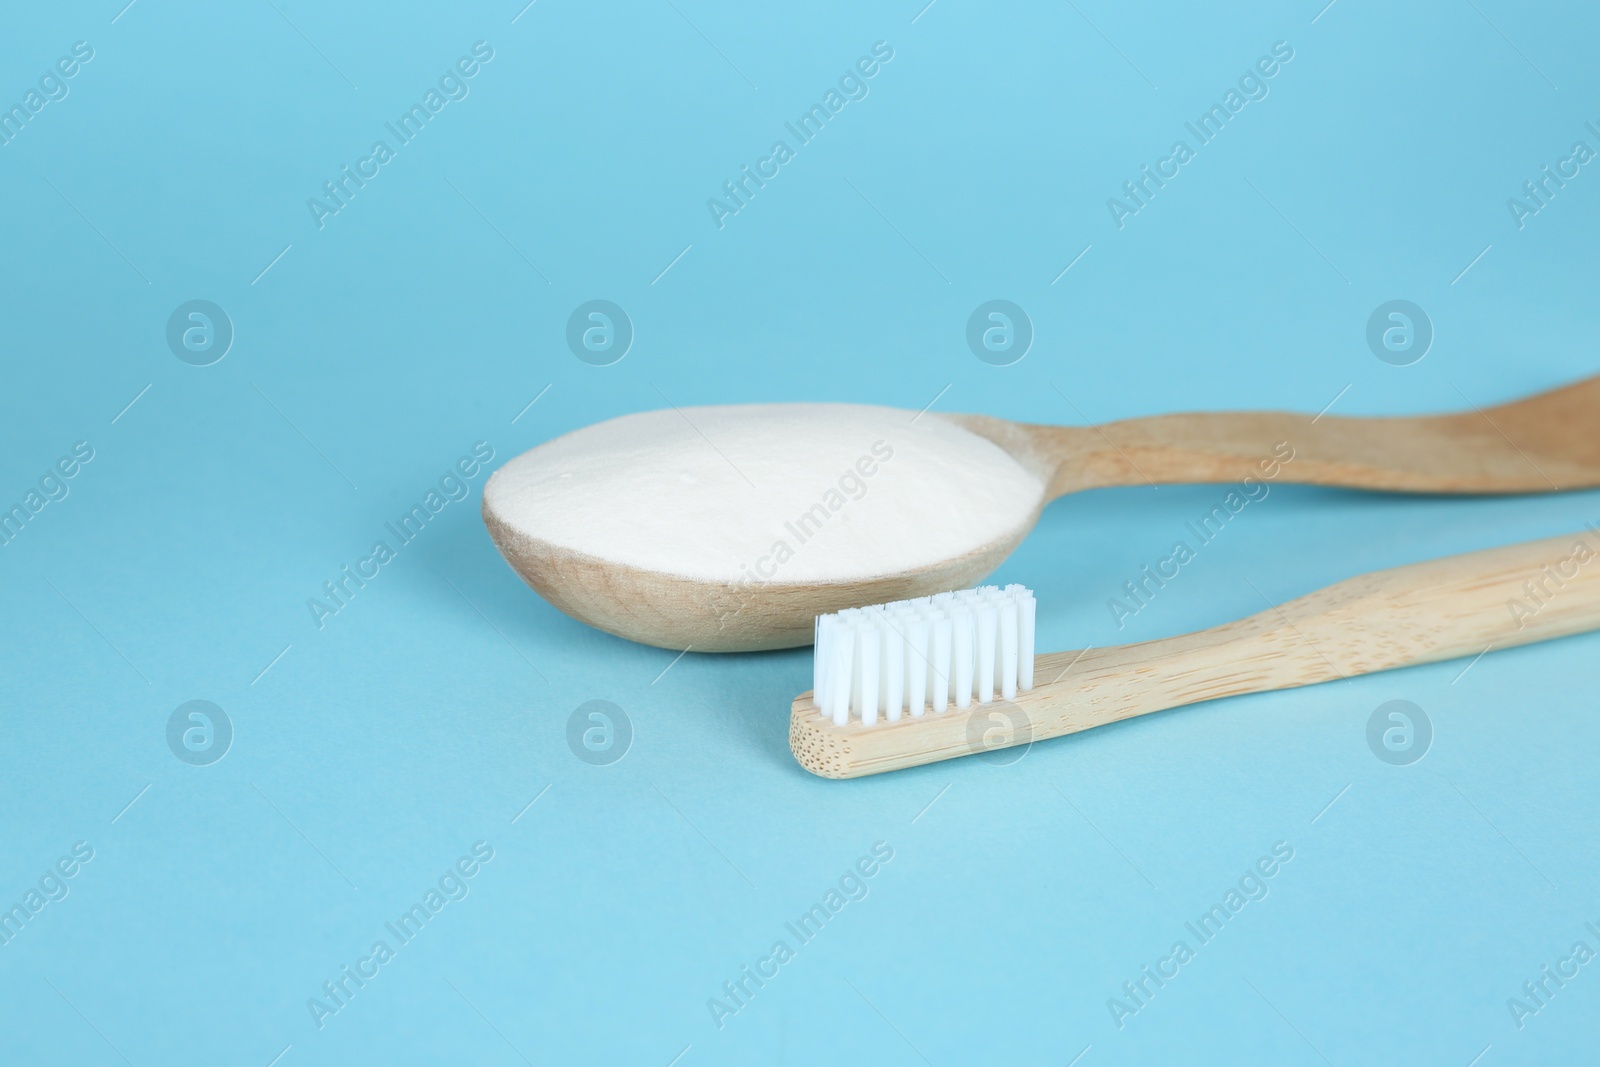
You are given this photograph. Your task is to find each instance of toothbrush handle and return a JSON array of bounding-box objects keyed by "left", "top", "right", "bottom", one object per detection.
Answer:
[
  {"left": 789, "top": 530, "right": 1600, "bottom": 778},
  {"left": 1041, "top": 529, "right": 1600, "bottom": 732}
]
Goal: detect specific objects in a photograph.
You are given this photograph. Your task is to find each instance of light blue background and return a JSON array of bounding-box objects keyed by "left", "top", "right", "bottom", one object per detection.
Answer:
[{"left": 3, "top": 1, "right": 1598, "bottom": 1063}]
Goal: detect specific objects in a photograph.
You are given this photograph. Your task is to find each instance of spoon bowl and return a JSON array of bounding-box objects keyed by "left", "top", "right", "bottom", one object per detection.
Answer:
[{"left": 483, "top": 404, "right": 1048, "bottom": 651}]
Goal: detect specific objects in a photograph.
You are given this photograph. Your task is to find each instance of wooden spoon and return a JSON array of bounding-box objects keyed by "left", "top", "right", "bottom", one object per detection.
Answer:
[{"left": 483, "top": 374, "right": 1600, "bottom": 652}]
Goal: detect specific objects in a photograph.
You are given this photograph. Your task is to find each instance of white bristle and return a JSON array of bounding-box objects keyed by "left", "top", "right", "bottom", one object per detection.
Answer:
[
  {"left": 991, "top": 592, "right": 1009, "bottom": 692},
  {"left": 829, "top": 630, "right": 853, "bottom": 726},
  {"left": 883, "top": 621, "right": 905, "bottom": 722},
  {"left": 858, "top": 626, "right": 879, "bottom": 726},
  {"left": 905, "top": 617, "right": 928, "bottom": 718},
  {"left": 1018, "top": 591, "right": 1036, "bottom": 691},
  {"left": 814, "top": 615, "right": 824, "bottom": 699},
  {"left": 931, "top": 615, "right": 952, "bottom": 713},
  {"left": 999, "top": 599, "right": 1019, "bottom": 700},
  {"left": 975, "top": 604, "right": 997, "bottom": 704},
  {"left": 810, "top": 583, "right": 1038, "bottom": 727},
  {"left": 815, "top": 615, "right": 835, "bottom": 717},
  {"left": 952, "top": 607, "right": 974, "bottom": 709}
]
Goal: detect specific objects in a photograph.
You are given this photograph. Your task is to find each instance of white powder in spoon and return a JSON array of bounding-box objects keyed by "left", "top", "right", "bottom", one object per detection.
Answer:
[{"left": 483, "top": 403, "right": 1046, "bottom": 583}]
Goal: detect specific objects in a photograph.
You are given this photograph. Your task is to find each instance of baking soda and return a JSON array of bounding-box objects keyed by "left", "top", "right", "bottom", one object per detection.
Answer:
[{"left": 483, "top": 404, "right": 1045, "bottom": 583}]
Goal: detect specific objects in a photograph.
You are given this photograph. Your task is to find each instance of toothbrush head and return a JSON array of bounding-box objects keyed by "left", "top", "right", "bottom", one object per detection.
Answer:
[
  {"left": 793, "top": 584, "right": 1039, "bottom": 778},
  {"left": 811, "top": 584, "right": 1037, "bottom": 725}
]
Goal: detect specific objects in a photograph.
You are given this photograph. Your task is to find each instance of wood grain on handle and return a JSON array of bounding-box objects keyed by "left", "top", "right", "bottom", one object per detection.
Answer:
[
  {"left": 789, "top": 529, "right": 1600, "bottom": 779},
  {"left": 946, "top": 374, "right": 1600, "bottom": 497}
]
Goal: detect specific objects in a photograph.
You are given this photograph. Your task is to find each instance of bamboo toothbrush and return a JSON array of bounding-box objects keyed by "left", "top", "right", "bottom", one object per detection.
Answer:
[{"left": 789, "top": 529, "right": 1600, "bottom": 778}]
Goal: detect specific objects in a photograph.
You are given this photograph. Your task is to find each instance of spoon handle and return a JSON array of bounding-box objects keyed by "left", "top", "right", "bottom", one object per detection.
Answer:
[
  {"left": 951, "top": 374, "right": 1600, "bottom": 497},
  {"left": 789, "top": 528, "right": 1600, "bottom": 778}
]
